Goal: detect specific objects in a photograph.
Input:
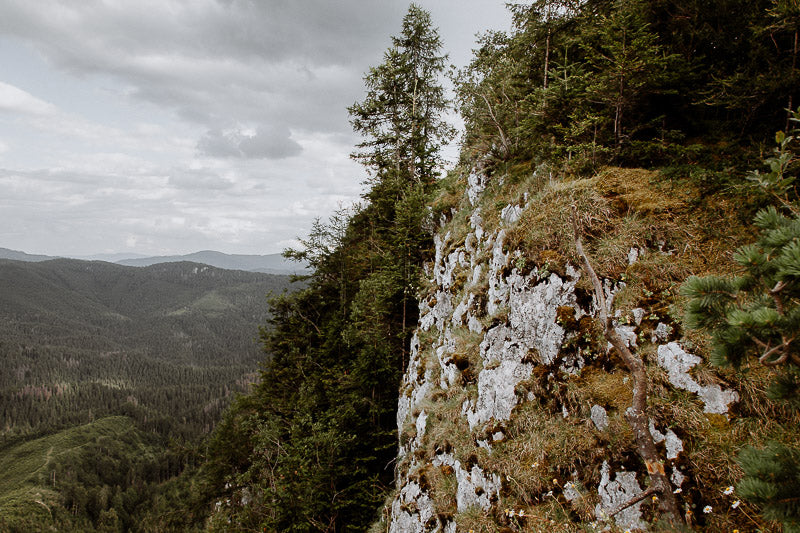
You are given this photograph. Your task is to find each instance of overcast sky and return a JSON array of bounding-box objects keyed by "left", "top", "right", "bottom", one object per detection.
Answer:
[{"left": 0, "top": 1, "right": 512, "bottom": 258}]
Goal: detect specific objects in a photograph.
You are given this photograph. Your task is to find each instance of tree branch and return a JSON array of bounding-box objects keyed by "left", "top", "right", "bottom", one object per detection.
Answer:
[
  {"left": 479, "top": 92, "right": 510, "bottom": 158},
  {"left": 571, "top": 206, "right": 682, "bottom": 526},
  {"left": 606, "top": 486, "right": 658, "bottom": 518}
]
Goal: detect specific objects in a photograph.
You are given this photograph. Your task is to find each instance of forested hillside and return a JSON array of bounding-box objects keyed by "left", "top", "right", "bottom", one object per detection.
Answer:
[
  {"left": 0, "top": 258, "right": 294, "bottom": 441},
  {"left": 188, "top": 1, "right": 800, "bottom": 532},
  {"left": 0, "top": 258, "right": 298, "bottom": 531}
]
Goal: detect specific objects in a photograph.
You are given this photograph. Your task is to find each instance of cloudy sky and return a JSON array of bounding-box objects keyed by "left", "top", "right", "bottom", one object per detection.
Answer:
[{"left": 0, "top": 1, "right": 511, "bottom": 258}]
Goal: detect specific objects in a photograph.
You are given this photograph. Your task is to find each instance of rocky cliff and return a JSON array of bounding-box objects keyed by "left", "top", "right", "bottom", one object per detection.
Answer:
[{"left": 381, "top": 165, "right": 760, "bottom": 532}]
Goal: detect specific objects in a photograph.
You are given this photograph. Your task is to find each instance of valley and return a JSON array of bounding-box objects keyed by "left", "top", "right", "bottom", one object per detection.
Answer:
[{"left": 0, "top": 257, "right": 298, "bottom": 530}]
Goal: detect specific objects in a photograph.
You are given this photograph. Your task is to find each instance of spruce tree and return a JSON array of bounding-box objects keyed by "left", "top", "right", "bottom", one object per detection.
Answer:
[{"left": 200, "top": 6, "right": 453, "bottom": 532}]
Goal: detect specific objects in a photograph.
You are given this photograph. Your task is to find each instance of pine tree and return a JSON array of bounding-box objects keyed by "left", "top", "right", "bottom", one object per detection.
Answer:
[
  {"left": 347, "top": 2, "right": 453, "bottom": 372},
  {"left": 682, "top": 122, "right": 800, "bottom": 531},
  {"left": 349, "top": 3, "right": 453, "bottom": 190}
]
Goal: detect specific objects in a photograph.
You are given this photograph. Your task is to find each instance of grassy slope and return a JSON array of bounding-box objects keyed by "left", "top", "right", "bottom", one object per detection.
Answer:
[{"left": 0, "top": 416, "right": 153, "bottom": 531}]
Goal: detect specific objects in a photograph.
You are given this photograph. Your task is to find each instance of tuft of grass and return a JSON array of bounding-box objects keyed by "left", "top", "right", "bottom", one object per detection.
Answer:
[
  {"left": 481, "top": 402, "right": 606, "bottom": 506},
  {"left": 420, "top": 387, "right": 474, "bottom": 463},
  {"left": 576, "top": 367, "right": 632, "bottom": 412}
]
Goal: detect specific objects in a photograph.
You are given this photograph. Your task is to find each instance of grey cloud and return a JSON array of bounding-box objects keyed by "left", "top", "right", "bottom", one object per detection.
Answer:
[
  {"left": 197, "top": 126, "right": 302, "bottom": 159},
  {"left": 167, "top": 168, "right": 234, "bottom": 190},
  {"left": 0, "top": 0, "right": 405, "bottom": 137},
  {"left": 239, "top": 127, "right": 302, "bottom": 159},
  {"left": 196, "top": 130, "right": 241, "bottom": 158}
]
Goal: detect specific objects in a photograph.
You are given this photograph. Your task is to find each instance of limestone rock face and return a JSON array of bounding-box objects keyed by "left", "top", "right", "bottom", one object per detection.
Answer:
[
  {"left": 463, "top": 269, "right": 579, "bottom": 429},
  {"left": 389, "top": 481, "right": 438, "bottom": 533},
  {"left": 432, "top": 453, "right": 502, "bottom": 511},
  {"left": 387, "top": 170, "right": 738, "bottom": 531},
  {"left": 595, "top": 461, "right": 646, "bottom": 530}
]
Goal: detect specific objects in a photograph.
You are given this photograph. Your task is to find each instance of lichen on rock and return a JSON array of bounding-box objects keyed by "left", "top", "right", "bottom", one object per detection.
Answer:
[
  {"left": 656, "top": 342, "right": 739, "bottom": 414},
  {"left": 595, "top": 461, "right": 647, "bottom": 530}
]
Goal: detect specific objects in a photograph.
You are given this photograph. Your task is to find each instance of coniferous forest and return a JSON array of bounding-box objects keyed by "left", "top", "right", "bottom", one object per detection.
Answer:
[
  {"left": 0, "top": 259, "right": 295, "bottom": 531},
  {"left": 5, "top": 1, "right": 800, "bottom": 532}
]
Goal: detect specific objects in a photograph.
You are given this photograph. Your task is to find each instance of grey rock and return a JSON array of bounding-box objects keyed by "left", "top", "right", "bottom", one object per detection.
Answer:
[
  {"left": 469, "top": 208, "right": 484, "bottom": 242},
  {"left": 432, "top": 453, "right": 502, "bottom": 512},
  {"left": 468, "top": 314, "right": 484, "bottom": 334},
  {"left": 651, "top": 322, "right": 673, "bottom": 343},
  {"left": 563, "top": 481, "right": 582, "bottom": 502},
  {"left": 595, "top": 461, "right": 646, "bottom": 530},
  {"left": 656, "top": 342, "right": 739, "bottom": 414},
  {"left": 609, "top": 324, "right": 638, "bottom": 352},
  {"left": 389, "top": 481, "right": 436, "bottom": 533},
  {"left": 591, "top": 405, "right": 609, "bottom": 431},
  {"left": 467, "top": 172, "right": 487, "bottom": 206},
  {"left": 671, "top": 468, "right": 685, "bottom": 488},
  {"left": 416, "top": 410, "right": 428, "bottom": 439},
  {"left": 649, "top": 420, "right": 684, "bottom": 460},
  {"left": 435, "top": 328, "right": 459, "bottom": 388},
  {"left": 487, "top": 230, "right": 510, "bottom": 316},
  {"left": 501, "top": 204, "right": 523, "bottom": 225}
]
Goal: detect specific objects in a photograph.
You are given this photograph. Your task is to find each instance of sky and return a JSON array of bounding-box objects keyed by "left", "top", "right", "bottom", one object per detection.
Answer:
[{"left": 0, "top": 1, "right": 512, "bottom": 258}]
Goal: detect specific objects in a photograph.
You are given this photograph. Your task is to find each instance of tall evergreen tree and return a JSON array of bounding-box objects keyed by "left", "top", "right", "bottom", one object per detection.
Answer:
[
  {"left": 349, "top": 3, "right": 453, "bottom": 190},
  {"left": 200, "top": 6, "right": 452, "bottom": 532},
  {"left": 347, "top": 2, "right": 453, "bottom": 374}
]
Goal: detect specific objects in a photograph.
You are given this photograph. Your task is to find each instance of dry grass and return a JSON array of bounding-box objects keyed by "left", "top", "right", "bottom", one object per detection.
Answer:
[
  {"left": 482, "top": 402, "right": 608, "bottom": 505},
  {"left": 418, "top": 386, "right": 475, "bottom": 463},
  {"left": 409, "top": 163, "right": 790, "bottom": 533},
  {"left": 594, "top": 167, "right": 688, "bottom": 214},
  {"left": 576, "top": 367, "right": 633, "bottom": 412}
]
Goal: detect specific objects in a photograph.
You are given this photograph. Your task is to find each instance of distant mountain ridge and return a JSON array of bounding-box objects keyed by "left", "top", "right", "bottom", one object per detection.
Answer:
[
  {"left": 117, "top": 250, "right": 307, "bottom": 274},
  {"left": 0, "top": 247, "right": 307, "bottom": 275},
  {"left": 0, "top": 247, "right": 53, "bottom": 262}
]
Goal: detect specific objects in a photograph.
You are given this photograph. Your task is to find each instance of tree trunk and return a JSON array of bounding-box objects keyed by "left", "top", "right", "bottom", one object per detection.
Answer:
[{"left": 787, "top": 29, "right": 798, "bottom": 133}]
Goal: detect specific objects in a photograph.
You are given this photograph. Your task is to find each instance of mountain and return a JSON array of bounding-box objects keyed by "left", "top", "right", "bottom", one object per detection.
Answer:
[
  {"left": 72, "top": 252, "right": 149, "bottom": 262},
  {"left": 0, "top": 247, "right": 54, "bottom": 262},
  {"left": 116, "top": 250, "right": 308, "bottom": 275},
  {"left": 0, "top": 257, "right": 298, "bottom": 441},
  {"left": 0, "top": 247, "right": 308, "bottom": 275}
]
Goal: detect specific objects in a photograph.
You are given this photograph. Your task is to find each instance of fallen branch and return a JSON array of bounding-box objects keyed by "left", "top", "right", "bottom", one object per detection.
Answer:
[
  {"left": 572, "top": 206, "right": 682, "bottom": 526},
  {"left": 606, "top": 486, "right": 658, "bottom": 518}
]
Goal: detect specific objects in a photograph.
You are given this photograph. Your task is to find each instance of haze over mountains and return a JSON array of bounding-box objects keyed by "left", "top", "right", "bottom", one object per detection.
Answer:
[{"left": 0, "top": 247, "right": 307, "bottom": 275}]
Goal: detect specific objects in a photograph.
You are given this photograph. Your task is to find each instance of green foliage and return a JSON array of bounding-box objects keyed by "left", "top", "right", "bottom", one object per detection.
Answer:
[
  {"left": 737, "top": 442, "right": 800, "bottom": 532},
  {"left": 682, "top": 137, "right": 800, "bottom": 530},
  {"left": 682, "top": 207, "right": 800, "bottom": 373},
  {"left": 0, "top": 416, "right": 189, "bottom": 532},
  {"left": 681, "top": 120, "right": 800, "bottom": 376},
  {"left": 349, "top": 3, "right": 454, "bottom": 188},
  {"left": 0, "top": 259, "right": 293, "bottom": 442},
  {"left": 748, "top": 111, "right": 800, "bottom": 209},
  {"left": 454, "top": 0, "right": 798, "bottom": 175}
]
